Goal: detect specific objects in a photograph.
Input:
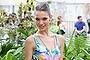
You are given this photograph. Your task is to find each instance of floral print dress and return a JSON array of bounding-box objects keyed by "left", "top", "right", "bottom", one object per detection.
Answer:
[{"left": 32, "top": 35, "right": 61, "bottom": 60}]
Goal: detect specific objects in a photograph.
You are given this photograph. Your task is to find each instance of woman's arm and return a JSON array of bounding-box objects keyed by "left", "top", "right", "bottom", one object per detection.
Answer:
[
  {"left": 58, "top": 35, "right": 64, "bottom": 60},
  {"left": 25, "top": 36, "right": 35, "bottom": 60}
]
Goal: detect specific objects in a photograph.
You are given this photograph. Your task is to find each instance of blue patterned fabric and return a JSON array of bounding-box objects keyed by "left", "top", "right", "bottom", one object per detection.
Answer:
[{"left": 32, "top": 35, "right": 61, "bottom": 60}]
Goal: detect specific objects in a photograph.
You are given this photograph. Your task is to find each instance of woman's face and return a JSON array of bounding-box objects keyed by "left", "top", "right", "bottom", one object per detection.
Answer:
[{"left": 35, "top": 11, "right": 51, "bottom": 32}]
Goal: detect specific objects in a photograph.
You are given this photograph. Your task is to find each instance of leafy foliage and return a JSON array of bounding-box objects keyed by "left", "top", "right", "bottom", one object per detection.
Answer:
[
  {"left": 0, "top": 0, "right": 90, "bottom": 60},
  {"left": 64, "top": 29, "right": 90, "bottom": 60},
  {"left": 0, "top": 0, "right": 37, "bottom": 60}
]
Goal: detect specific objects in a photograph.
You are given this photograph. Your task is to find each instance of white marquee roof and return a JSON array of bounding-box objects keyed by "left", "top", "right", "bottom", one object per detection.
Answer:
[
  {"left": 0, "top": 0, "right": 90, "bottom": 5},
  {"left": 0, "top": 0, "right": 26, "bottom": 5},
  {"left": 37, "top": 0, "right": 90, "bottom": 3}
]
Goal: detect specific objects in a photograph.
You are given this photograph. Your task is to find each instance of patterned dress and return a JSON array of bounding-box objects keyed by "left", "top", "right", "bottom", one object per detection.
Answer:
[{"left": 32, "top": 35, "right": 61, "bottom": 60}]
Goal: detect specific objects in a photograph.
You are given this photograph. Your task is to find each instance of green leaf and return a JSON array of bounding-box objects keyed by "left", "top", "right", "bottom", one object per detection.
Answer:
[
  {"left": 6, "top": 53, "right": 12, "bottom": 60},
  {"left": 1, "top": 56, "right": 6, "bottom": 60},
  {"left": 7, "top": 49, "right": 15, "bottom": 54},
  {"left": 14, "top": 47, "right": 23, "bottom": 55},
  {"left": 78, "top": 53, "right": 85, "bottom": 57},
  {"left": 81, "top": 49, "right": 90, "bottom": 57},
  {"left": 0, "top": 46, "right": 2, "bottom": 53},
  {"left": 50, "top": 26, "right": 59, "bottom": 33}
]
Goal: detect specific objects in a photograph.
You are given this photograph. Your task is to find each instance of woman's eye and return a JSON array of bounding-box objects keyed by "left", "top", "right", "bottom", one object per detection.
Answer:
[
  {"left": 42, "top": 18, "right": 48, "bottom": 21},
  {"left": 35, "top": 18, "right": 40, "bottom": 21}
]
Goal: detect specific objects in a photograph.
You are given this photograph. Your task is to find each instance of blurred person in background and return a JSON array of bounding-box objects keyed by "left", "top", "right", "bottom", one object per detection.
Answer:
[
  {"left": 57, "top": 16, "right": 66, "bottom": 35},
  {"left": 74, "top": 16, "right": 86, "bottom": 36}
]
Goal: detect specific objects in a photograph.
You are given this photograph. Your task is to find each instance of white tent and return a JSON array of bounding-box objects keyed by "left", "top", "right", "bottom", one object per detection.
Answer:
[
  {"left": 0, "top": 0, "right": 90, "bottom": 5},
  {"left": 0, "top": 0, "right": 26, "bottom": 5},
  {"left": 37, "top": 0, "right": 90, "bottom": 3}
]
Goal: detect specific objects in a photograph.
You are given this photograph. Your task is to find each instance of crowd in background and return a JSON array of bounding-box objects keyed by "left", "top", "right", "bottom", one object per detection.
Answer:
[{"left": 0, "top": 11, "right": 90, "bottom": 37}]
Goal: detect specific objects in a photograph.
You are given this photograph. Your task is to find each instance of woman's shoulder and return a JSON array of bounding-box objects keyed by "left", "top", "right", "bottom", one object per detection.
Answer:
[
  {"left": 56, "top": 34, "right": 64, "bottom": 38},
  {"left": 25, "top": 35, "right": 35, "bottom": 44},
  {"left": 56, "top": 35, "right": 64, "bottom": 42},
  {"left": 25, "top": 35, "right": 36, "bottom": 51}
]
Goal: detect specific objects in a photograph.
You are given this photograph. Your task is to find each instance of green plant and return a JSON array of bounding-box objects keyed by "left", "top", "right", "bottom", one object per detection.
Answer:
[
  {"left": 64, "top": 29, "right": 90, "bottom": 60},
  {"left": 0, "top": 0, "right": 37, "bottom": 60},
  {"left": 0, "top": 47, "right": 24, "bottom": 60}
]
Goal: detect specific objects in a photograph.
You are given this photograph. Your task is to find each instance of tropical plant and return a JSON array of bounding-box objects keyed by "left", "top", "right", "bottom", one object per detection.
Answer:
[
  {"left": 64, "top": 29, "right": 90, "bottom": 60},
  {"left": 0, "top": 0, "right": 37, "bottom": 60},
  {"left": 1, "top": 0, "right": 90, "bottom": 60}
]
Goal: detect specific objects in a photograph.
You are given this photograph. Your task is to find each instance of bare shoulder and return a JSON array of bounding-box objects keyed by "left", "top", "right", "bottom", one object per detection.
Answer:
[
  {"left": 57, "top": 35, "right": 64, "bottom": 44},
  {"left": 25, "top": 35, "right": 35, "bottom": 48},
  {"left": 25, "top": 35, "right": 34, "bottom": 43},
  {"left": 58, "top": 35, "right": 64, "bottom": 40},
  {"left": 25, "top": 35, "right": 36, "bottom": 60}
]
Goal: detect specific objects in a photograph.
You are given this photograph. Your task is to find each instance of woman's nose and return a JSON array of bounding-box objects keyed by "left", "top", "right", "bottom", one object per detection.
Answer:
[{"left": 39, "top": 20, "right": 43, "bottom": 25}]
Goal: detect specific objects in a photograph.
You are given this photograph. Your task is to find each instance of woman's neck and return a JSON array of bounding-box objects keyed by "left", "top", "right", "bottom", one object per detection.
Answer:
[{"left": 36, "top": 30, "right": 54, "bottom": 37}]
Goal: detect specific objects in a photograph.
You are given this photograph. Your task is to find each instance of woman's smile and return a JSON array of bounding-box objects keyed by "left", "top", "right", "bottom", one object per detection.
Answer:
[{"left": 39, "top": 25, "right": 46, "bottom": 30}]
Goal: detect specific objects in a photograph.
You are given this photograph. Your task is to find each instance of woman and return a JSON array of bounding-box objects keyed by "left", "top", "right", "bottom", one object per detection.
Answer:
[
  {"left": 57, "top": 16, "right": 66, "bottom": 35},
  {"left": 25, "top": 2, "right": 64, "bottom": 60}
]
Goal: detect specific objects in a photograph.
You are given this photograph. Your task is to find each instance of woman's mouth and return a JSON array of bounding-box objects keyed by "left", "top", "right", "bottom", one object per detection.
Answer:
[{"left": 39, "top": 25, "right": 45, "bottom": 29}]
